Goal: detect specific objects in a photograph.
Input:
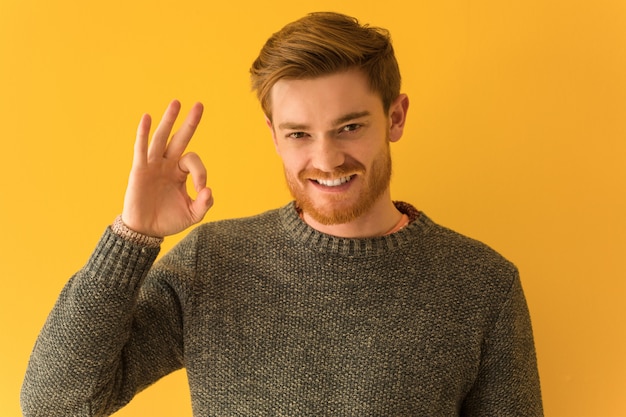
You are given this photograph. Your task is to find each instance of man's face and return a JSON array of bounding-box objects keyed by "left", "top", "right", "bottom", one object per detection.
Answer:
[{"left": 267, "top": 69, "right": 401, "bottom": 226}]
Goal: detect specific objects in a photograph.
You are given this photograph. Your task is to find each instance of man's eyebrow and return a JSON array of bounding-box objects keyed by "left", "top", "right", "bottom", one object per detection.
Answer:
[
  {"left": 278, "top": 122, "right": 309, "bottom": 131},
  {"left": 332, "top": 111, "right": 371, "bottom": 126},
  {"left": 277, "top": 111, "right": 371, "bottom": 131}
]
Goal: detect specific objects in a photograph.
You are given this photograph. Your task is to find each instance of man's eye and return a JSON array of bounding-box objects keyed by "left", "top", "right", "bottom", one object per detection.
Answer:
[
  {"left": 341, "top": 124, "right": 361, "bottom": 133},
  {"left": 288, "top": 132, "right": 307, "bottom": 139}
]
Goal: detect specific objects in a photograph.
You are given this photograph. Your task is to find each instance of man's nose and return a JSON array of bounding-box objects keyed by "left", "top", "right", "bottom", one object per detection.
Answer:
[{"left": 311, "top": 136, "right": 345, "bottom": 172}]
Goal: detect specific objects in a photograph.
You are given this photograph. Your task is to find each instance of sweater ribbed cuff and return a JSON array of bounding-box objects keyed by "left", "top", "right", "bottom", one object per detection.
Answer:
[{"left": 111, "top": 215, "right": 163, "bottom": 248}]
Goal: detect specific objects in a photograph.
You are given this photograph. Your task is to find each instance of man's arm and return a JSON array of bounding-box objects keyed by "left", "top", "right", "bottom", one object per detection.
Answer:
[
  {"left": 461, "top": 274, "right": 543, "bottom": 416},
  {"left": 21, "top": 101, "right": 212, "bottom": 416}
]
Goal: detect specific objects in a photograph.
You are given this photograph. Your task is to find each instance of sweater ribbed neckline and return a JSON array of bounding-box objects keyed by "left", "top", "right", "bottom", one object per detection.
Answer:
[{"left": 279, "top": 201, "right": 428, "bottom": 257}]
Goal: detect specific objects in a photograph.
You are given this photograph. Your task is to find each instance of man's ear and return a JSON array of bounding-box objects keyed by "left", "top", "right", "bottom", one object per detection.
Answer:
[{"left": 388, "top": 94, "right": 409, "bottom": 143}]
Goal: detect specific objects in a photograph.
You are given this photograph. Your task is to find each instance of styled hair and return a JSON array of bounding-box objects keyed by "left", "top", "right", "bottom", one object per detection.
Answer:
[{"left": 250, "top": 12, "right": 401, "bottom": 119}]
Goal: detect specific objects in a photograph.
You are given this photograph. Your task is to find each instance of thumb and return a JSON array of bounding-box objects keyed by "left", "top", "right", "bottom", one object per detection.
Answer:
[{"left": 190, "top": 187, "right": 214, "bottom": 222}]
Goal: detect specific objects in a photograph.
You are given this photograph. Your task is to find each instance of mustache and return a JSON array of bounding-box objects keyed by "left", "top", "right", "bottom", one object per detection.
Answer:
[{"left": 298, "top": 163, "right": 366, "bottom": 181}]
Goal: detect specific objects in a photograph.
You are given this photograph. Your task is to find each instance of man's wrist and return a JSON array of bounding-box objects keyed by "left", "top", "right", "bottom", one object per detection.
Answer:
[{"left": 111, "top": 215, "right": 163, "bottom": 248}]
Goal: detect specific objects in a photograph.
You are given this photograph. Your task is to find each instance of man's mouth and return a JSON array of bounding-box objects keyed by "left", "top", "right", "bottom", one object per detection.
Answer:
[{"left": 313, "top": 175, "right": 355, "bottom": 187}]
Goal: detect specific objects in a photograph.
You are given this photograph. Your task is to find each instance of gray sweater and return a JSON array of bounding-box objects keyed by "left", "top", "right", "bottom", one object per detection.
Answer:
[{"left": 22, "top": 202, "right": 542, "bottom": 416}]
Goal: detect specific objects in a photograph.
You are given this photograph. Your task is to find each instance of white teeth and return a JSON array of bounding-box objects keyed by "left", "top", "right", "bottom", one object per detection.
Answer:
[{"left": 315, "top": 176, "right": 353, "bottom": 187}]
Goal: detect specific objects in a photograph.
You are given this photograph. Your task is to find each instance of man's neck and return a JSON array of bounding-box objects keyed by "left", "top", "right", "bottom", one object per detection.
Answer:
[{"left": 302, "top": 194, "right": 403, "bottom": 238}]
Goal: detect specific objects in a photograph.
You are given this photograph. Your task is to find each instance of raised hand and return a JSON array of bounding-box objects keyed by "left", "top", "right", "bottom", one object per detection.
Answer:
[{"left": 121, "top": 100, "right": 214, "bottom": 237}]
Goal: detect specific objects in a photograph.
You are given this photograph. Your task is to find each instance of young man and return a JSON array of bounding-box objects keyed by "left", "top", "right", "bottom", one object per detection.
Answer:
[{"left": 22, "top": 12, "right": 543, "bottom": 416}]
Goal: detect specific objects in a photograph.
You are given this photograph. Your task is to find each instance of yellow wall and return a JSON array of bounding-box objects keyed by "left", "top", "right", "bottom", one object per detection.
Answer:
[{"left": 1, "top": 0, "right": 624, "bottom": 416}]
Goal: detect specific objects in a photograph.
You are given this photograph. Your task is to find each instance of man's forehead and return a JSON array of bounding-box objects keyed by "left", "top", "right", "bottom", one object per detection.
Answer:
[{"left": 269, "top": 71, "right": 383, "bottom": 127}]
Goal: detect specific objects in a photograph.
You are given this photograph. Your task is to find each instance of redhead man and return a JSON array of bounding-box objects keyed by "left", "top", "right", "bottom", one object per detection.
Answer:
[{"left": 22, "top": 12, "right": 543, "bottom": 416}]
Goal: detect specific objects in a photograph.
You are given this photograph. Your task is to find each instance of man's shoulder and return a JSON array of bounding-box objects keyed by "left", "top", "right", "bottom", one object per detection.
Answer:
[
  {"left": 407, "top": 212, "right": 521, "bottom": 310},
  {"left": 415, "top": 212, "right": 518, "bottom": 277}
]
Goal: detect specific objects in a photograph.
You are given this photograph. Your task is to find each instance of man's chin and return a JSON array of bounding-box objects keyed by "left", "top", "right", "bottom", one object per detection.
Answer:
[{"left": 298, "top": 201, "right": 365, "bottom": 226}]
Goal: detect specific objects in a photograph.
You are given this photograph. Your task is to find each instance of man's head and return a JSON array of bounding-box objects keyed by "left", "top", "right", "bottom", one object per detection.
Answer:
[
  {"left": 251, "top": 13, "right": 408, "bottom": 231},
  {"left": 250, "top": 12, "right": 401, "bottom": 120}
]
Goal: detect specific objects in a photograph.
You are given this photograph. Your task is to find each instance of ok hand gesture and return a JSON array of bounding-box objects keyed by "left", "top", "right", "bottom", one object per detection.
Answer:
[{"left": 121, "top": 100, "right": 214, "bottom": 238}]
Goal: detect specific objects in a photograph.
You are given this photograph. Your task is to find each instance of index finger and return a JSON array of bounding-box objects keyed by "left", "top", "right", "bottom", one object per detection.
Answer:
[
  {"left": 163, "top": 102, "right": 204, "bottom": 160},
  {"left": 133, "top": 113, "right": 152, "bottom": 167}
]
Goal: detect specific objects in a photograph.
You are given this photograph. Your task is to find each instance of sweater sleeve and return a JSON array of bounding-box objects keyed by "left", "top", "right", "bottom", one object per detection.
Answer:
[
  {"left": 21, "top": 227, "right": 190, "bottom": 417},
  {"left": 461, "top": 273, "right": 543, "bottom": 416}
]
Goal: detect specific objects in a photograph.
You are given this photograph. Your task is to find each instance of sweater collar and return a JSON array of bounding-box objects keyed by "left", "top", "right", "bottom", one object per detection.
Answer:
[{"left": 279, "top": 201, "right": 428, "bottom": 257}]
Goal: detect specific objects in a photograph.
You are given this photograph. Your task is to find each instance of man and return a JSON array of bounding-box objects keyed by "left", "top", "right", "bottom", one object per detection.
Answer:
[{"left": 22, "top": 12, "right": 543, "bottom": 416}]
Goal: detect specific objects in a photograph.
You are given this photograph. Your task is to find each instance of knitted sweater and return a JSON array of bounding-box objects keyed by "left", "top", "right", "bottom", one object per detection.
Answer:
[{"left": 22, "top": 202, "right": 543, "bottom": 416}]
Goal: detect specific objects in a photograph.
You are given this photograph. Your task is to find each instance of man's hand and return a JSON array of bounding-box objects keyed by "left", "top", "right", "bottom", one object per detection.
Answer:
[{"left": 121, "top": 100, "right": 214, "bottom": 237}]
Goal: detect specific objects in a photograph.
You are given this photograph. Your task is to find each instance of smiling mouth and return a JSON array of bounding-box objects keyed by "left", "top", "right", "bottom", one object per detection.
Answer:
[{"left": 313, "top": 175, "right": 355, "bottom": 187}]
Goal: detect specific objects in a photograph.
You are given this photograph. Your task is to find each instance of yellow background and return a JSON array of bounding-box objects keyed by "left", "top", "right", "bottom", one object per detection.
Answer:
[{"left": 1, "top": 0, "right": 624, "bottom": 416}]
